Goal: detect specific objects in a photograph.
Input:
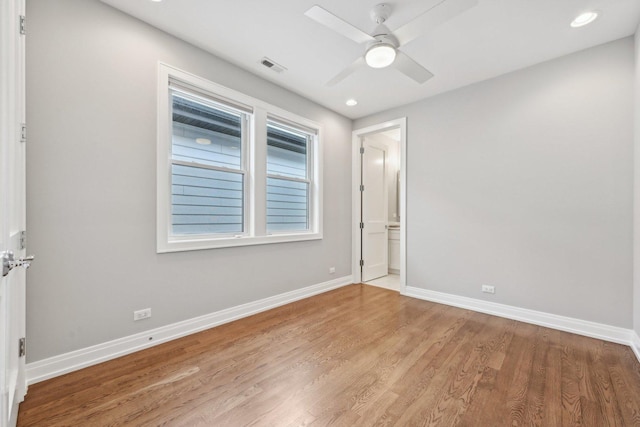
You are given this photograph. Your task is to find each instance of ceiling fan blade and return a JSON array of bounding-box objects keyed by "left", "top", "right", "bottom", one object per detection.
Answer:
[
  {"left": 305, "top": 5, "right": 375, "bottom": 45},
  {"left": 327, "top": 57, "right": 366, "bottom": 86},
  {"left": 394, "top": 51, "right": 434, "bottom": 84},
  {"left": 393, "top": 0, "right": 478, "bottom": 47}
]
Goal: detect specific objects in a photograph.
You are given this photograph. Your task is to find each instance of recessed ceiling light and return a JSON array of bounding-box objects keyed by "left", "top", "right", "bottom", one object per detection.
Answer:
[
  {"left": 571, "top": 11, "right": 599, "bottom": 28},
  {"left": 195, "top": 138, "right": 211, "bottom": 145},
  {"left": 346, "top": 99, "right": 358, "bottom": 106},
  {"left": 150, "top": 0, "right": 162, "bottom": 2}
]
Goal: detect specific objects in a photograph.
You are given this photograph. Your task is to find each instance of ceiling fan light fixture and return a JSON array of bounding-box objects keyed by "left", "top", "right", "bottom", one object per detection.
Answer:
[
  {"left": 571, "top": 11, "right": 599, "bottom": 28},
  {"left": 365, "top": 43, "right": 396, "bottom": 68}
]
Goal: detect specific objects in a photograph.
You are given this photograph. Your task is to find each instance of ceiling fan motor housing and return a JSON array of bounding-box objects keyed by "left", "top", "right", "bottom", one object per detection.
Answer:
[
  {"left": 370, "top": 3, "right": 392, "bottom": 24},
  {"left": 369, "top": 33, "right": 398, "bottom": 49}
]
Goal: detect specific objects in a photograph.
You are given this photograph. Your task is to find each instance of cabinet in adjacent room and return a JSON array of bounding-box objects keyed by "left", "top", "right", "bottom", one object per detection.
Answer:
[{"left": 388, "top": 226, "right": 400, "bottom": 274}]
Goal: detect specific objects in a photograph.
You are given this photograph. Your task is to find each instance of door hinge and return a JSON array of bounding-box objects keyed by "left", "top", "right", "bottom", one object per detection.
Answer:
[
  {"left": 359, "top": 222, "right": 364, "bottom": 229},
  {"left": 359, "top": 259, "right": 364, "bottom": 267},
  {"left": 360, "top": 184, "right": 364, "bottom": 192},
  {"left": 360, "top": 147, "right": 364, "bottom": 154},
  {"left": 19, "top": 337, "right": 26, "bottom": 358},
  {"left": 19, "top": 15, "right": 25, "bottom": 35},
  {"left": 20, "top": 123, "right": 26, "bottom": 143},
  {"left": 20, "top": 230, "right": 26, "bottom": 250}
]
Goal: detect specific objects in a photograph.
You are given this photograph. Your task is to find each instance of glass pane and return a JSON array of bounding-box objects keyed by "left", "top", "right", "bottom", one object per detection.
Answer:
[
  {"left": 267, "top": 124, "right": 307, "bottom": 179},
  {"left": 267, "top": 177, "right": 308, "bottom": 232},
  {"left": 172, "top": 94, "right": 242, "bottom": 169},
  {"left": 171, "top": 164, "right": 243, "bottom": 235}
]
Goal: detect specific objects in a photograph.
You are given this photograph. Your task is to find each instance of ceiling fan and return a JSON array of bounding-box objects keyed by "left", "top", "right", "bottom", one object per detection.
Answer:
[{"left": 304, "top": 0, "right": 478, "bottom": 86}]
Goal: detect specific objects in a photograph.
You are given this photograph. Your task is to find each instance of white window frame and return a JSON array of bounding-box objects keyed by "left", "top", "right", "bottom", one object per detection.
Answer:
[
  {"left": 157, "top": 63, "right": 323, "bottom": 252},
  {"left": 170, "top": 88, "right": 250, "bottom": 238},
  {"left": 266, "top": 118, "right": 315, "bottom": 235}
]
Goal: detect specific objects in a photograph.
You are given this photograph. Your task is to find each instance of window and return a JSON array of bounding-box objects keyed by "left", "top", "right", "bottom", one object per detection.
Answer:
[
  {"left": 170, "top": 91, "right": 247, "bottom": 236},
  {"left": 157, "top": 64, "right": 322, "bottom": 252},
  {"left": 267, "top": 121, "right": 311, "bottom": 232}
]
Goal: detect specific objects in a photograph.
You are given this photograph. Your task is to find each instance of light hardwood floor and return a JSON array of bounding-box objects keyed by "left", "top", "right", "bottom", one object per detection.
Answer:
[{"left": 18, "top": 284, "right": 640, "bottom": 426}]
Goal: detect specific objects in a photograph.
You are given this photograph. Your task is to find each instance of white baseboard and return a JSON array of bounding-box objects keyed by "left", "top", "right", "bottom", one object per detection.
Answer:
[
  {"left": 403, "top": 286, "right": 635, "bottom": 347},
  {"left": 632, "top": 331, "right": 640, "bottom": 364},
  {"left": 27, "top": 276, "right": 353, "bottom": 385}
]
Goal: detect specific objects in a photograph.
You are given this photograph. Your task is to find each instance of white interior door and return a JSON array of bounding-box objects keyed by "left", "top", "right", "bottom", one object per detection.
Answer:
[
  {"left": 1, "top": 0, "right": 27, "bottom": 425},
  {"left": 361, "top": 138, "right": 388, "bottom": 282}
]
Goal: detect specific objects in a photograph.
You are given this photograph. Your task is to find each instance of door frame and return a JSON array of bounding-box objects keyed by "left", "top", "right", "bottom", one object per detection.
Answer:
[{"left": 352, "top": 118, "right": 407, "bottom": 293}]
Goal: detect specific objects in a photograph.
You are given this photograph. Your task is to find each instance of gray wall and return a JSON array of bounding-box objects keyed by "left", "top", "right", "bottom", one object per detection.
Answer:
[
  {"left": 26, "top": 0, "right": 353, "bottom": 362},
  {"left": 356, "top": 38, "right": 635, "bottom": 328}
]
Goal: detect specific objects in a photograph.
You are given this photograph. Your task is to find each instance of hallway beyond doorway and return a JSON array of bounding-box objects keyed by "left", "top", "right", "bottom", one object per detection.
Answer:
[{"left": 364, "top": 273, "right": 400, "bottom": 291}]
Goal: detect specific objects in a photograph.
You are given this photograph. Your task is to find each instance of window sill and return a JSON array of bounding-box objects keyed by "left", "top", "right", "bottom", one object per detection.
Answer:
[{"left": 157, "top": 232, "right": 323, "bottom": 253}]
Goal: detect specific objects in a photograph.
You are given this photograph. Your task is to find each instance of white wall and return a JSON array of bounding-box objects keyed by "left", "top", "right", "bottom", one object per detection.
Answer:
[
  {"left": 356, "top": 38, "right": 635, "bottom": 328},
  {"left": 26, "top": 0, "right": 352, "bottom": 362}
]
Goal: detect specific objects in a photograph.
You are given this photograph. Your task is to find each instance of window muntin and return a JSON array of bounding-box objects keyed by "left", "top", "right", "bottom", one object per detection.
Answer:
[
  {"left": 266, "top": 121, "right": 312, "bottom": 233},
  {"left": 170, "top": 90, "right": 247, "bottom": 236}
]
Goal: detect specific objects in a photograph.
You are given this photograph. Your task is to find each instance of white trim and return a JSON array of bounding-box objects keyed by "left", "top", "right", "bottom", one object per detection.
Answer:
[
  {"left": 352, "top": 118, "right": 407, "bottom": 293},
  {"left": 405, "top": 286, "right": 635, "bottom": 346},
  {"left": 252, "top": 107, "right": 267, "bottom": 238},
  {"left": 632, "top": 331, "right": 640, "bottom": 363},
  {"left": 160, "top": 229, "right": 323, "bottom": 253},
  {"left": 26, "top": 276, "right": 352, "bottom": 385}
]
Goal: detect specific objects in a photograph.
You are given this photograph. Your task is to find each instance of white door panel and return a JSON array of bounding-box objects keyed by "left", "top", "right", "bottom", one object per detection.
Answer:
[
  {"left": 1, "top": 0, "right": 27, "bottom": 425},
  {"left": 362, "top": 140, "right": 388, "bottom": 282}
]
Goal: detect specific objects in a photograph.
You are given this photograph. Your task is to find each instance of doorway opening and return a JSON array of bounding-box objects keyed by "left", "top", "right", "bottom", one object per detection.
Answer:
[{"left": 352, "top": 118, "right": 406, "bottom": 293}]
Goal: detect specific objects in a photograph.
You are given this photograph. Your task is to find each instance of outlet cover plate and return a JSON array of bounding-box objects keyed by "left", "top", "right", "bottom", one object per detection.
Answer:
[{"left": 134, "top": 308, "right": 152, "bottom": 321}]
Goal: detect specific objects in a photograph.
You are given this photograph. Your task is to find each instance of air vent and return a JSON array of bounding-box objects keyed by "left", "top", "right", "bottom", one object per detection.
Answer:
[{"left": 260, "top": 57, "right": 287, "bottom": 73}]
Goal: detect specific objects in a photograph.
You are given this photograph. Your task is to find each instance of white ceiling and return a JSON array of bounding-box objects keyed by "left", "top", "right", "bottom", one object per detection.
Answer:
[{"left": 100, "top": 0, "right": 640, "bottom": 119}]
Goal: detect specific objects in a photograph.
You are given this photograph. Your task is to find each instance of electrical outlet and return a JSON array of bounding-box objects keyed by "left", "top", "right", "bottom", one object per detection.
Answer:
[
  {"left": 329, "top": 267, "right": 336, "bottom": 274},
  {"left": 482, "top": 285, "right": 495, "bottom": 294},
  {"left": 134, "top": 308, "right": 152, "bottom": 321}
]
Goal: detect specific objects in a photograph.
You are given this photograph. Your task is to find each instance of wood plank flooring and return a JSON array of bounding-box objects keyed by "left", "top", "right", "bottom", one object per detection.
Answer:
[{"left": 17, "top": 284, "right": 640, "bottom": 426}]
